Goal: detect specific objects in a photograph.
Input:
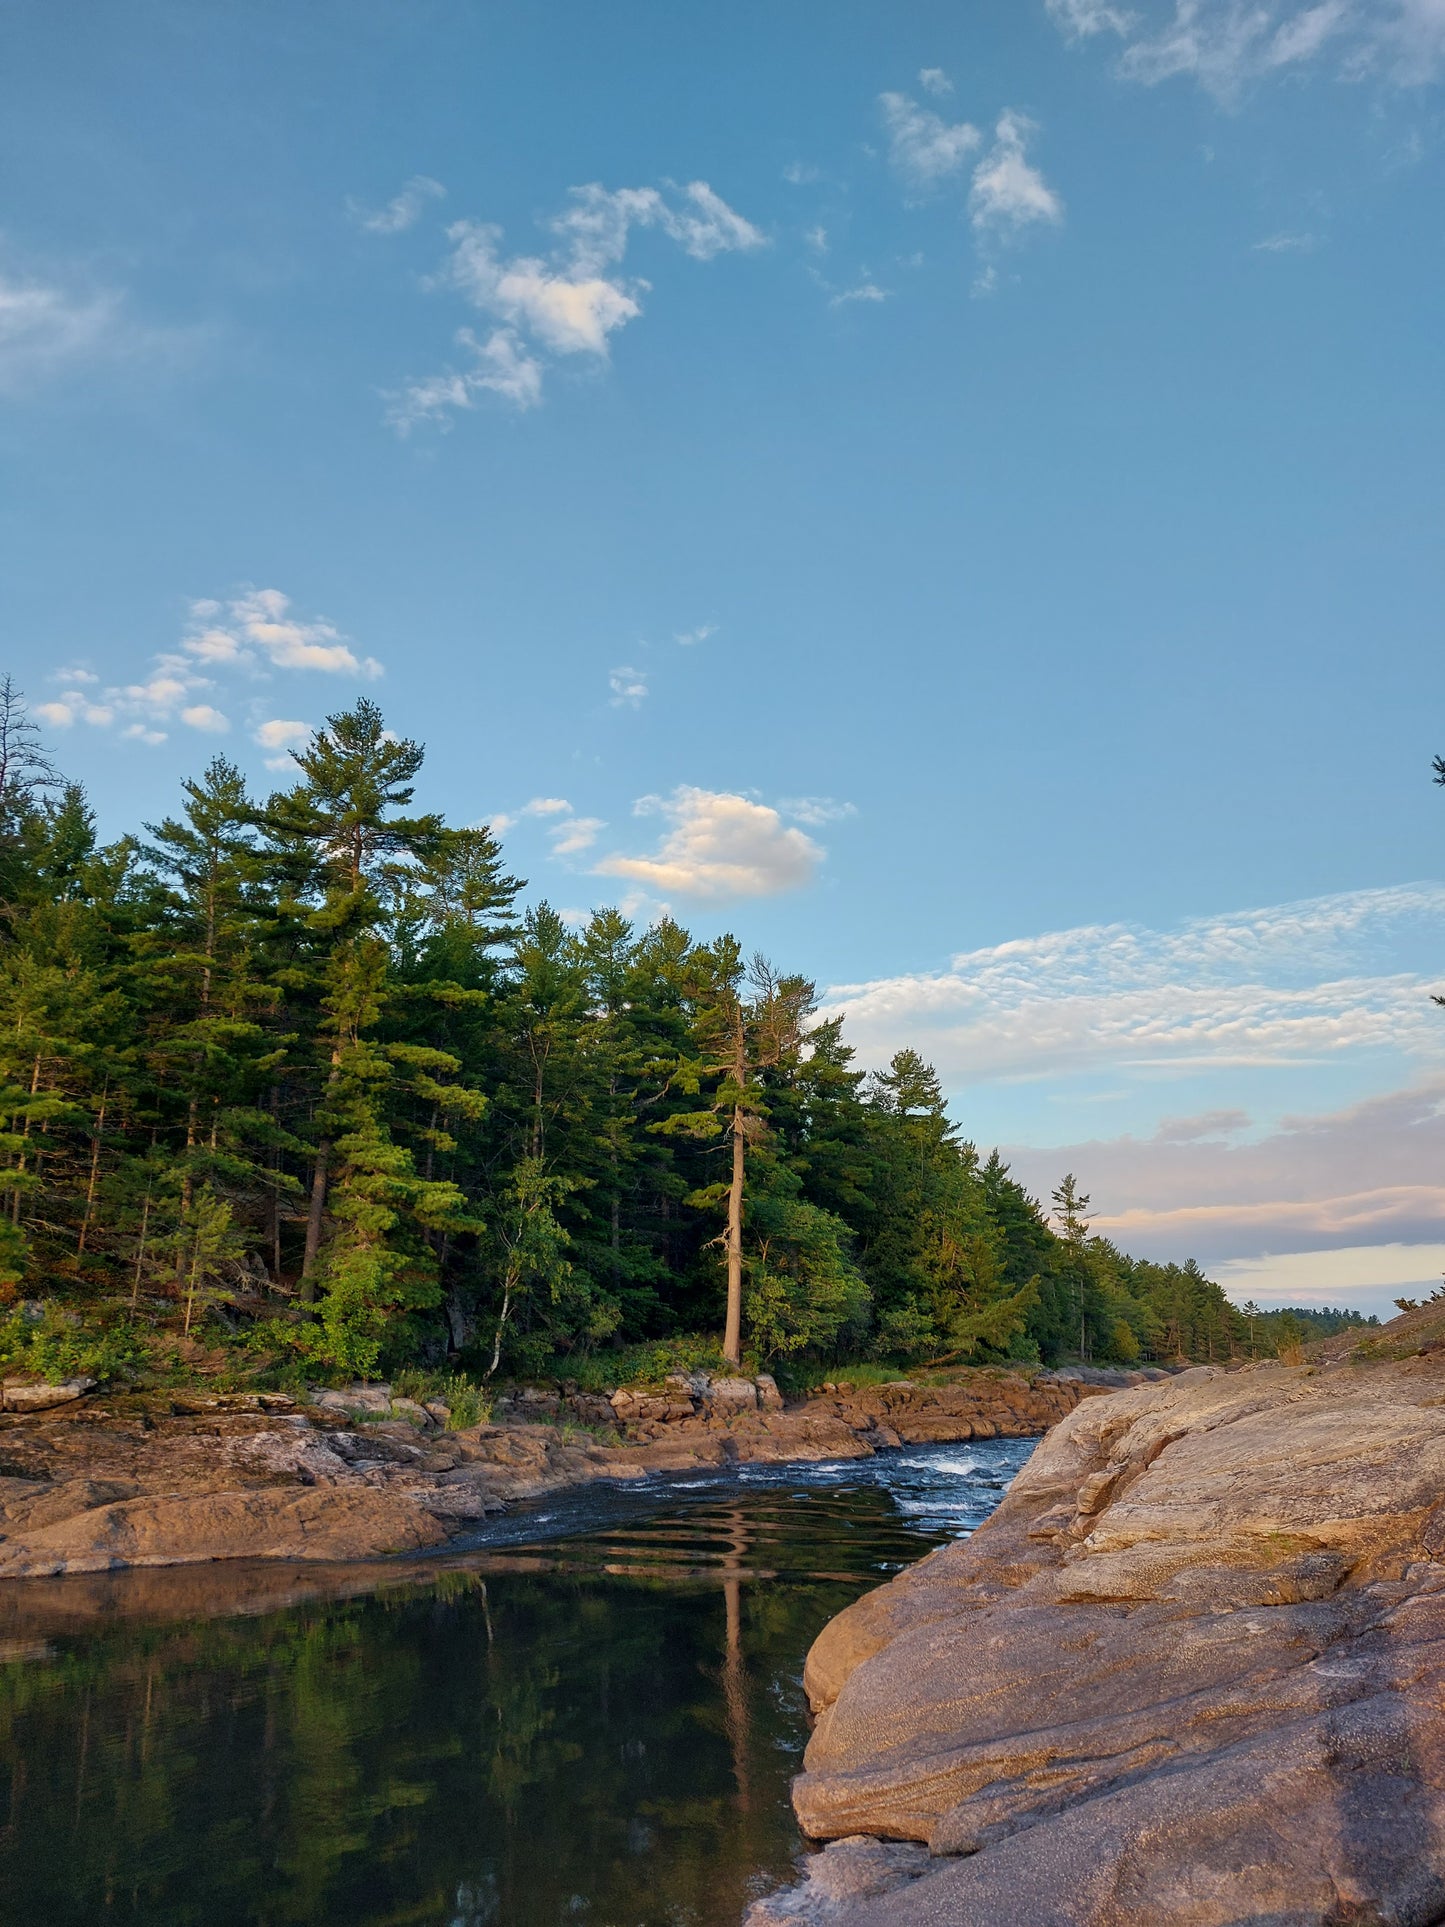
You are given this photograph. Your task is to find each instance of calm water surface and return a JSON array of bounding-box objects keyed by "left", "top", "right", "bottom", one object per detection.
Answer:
[{"left": 0, "top": 1438, "right": 1033, "bottom": 1925}]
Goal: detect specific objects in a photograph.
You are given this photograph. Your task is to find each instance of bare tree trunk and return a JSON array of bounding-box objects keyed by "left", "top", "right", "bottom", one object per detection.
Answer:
[
  {"left": 300, "top": 1143, "right": 330, "bottom": 1303},
  {"left": 77, "top": 1082, "right": 107, "bottom": 1255},
  {"left": 183, "top": 1231, "right": 202, "bottom": 1336},
  {"left": 722, "top": 998, "right": 747, "bottom": 1368},
  {"left": 268, "top": 1088, "right": 283, "bottom": 1283},
  {"left": 12, "top": 1055, "right": 40, "bottom": 1226},
  {"left": 130, "top": 1190, "right": 151, "bottom": 1312},
  {"left": 723, "top": 1103, "right": 745, "bottom": 1367},
  {"left": 486, "top": 1276, "right": 513, "bottom": 1378},
  {"left": 300, "top": 1045, "right": 343, "bottom": 1303},
  {"left": 720, "top": 1507, "right": 752, "bottom": 1811}
]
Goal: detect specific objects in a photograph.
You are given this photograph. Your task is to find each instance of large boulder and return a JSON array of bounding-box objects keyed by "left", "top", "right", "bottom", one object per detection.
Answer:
[{"left": 753, "top": 1356, "right": 1445, "bottom": 1926}]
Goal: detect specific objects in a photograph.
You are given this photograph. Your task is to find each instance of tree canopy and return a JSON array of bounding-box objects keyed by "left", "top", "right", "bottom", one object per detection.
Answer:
[{"left": 0, "top": 690, "right": 1324, "bottom": 1387}]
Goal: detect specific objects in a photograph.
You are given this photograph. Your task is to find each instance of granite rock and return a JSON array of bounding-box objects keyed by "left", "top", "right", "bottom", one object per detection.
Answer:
[{"left": 756, "top": 1356, "right": 1445, "bottom": 1926}]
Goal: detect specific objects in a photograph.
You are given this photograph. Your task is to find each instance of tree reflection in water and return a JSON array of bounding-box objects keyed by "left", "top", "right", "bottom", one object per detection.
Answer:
[{"left": 0, "top": 1443, "right": 1034, "bottom": 1925}]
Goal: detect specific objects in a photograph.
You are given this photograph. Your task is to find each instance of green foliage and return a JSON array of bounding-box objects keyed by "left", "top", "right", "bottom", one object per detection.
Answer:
[
  {"left": 391, "top": 1367, "right": 493, "bottom": 1428},
  {"left": 743, "top": 1190, "right": 869, "bottom": 1360},
  {"left": 0, "top": 1302, "right": 149, "bottom": 1384},
  {"left": 0, "top": 682, "right": 1250, "bottom": 1387}
]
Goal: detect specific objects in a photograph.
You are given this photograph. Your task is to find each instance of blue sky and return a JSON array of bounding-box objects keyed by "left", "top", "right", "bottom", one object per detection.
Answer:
[{"left": 5, "top": 0, "right": 1444, "bottom": 1311}]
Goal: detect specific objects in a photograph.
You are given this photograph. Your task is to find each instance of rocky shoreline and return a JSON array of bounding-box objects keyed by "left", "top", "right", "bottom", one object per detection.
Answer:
[
  {"left": 748, "top": 1348, "right": 1445, "bottom": 1926},
  {"left": 0, "top": 1365, "right": 1125, "bottom": 1579}
]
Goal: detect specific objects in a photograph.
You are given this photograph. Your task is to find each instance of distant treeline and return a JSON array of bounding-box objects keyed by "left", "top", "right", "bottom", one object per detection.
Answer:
[{"left": 0, "top": 686, "right": 1332, "bottom": 1388}]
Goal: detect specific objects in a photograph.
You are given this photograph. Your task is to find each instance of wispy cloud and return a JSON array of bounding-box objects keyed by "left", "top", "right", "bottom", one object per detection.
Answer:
[
  {"left": 386, "top": 179, "right": 764, "bottom": 428},
  {"left": 596, "top": 787, "right": 825, "bottom": 900},
  {"left": 550, "top": 815, "right": 605, "bottom": 856},
  {"left": 1002, "top": 1078, "right": 1445, "bottom": 1270},
  {"left": 487, "top": 794, "right": 605, "bottom": 860},
  {"left": 879, "top": 90, "right": 982, "bottom": 188},
  {"left": 1045, "top": 0, "right": 1137, "bottom": 38},
  {"left": 674, "top": 623, "right": 718, "bottom": 647},
  {"left": 821, "top": 883, "right": 1445, "bottom": 1087},
  {"left": 876, "top": 90, "right": 1064, "bottom": 285},
  {"left": 1048, "top": 0, "right": 1445, "bottom": 98},
  {"left": 387, "top": 328, "right": 545, "bottom": 426},
  {"left": 488, "top": 794, "right": 572, "bottom": 835},
  {"left": 1254, "top": 230, "right": 1319, "bottom": 252},
  {"left": 778, "top": 795, "right": 858, "bottom": 826},
  {"left": 608, "top": 665, "right": 648, "bottom": 708},
  {"left": 830, "top": 279, "right": 891, "bottom": 307},
  {"left": 918, "top": 66, "right": 955, "bottom": 96},
  {"left": 969, "top": 113, "right": 1065, "bottom": 237},
  {"left": 348, "top": 175, "right": 446, "bottom": 235},
  {"left": 0, "top": 270, "right": 125, "bottom": 394}
]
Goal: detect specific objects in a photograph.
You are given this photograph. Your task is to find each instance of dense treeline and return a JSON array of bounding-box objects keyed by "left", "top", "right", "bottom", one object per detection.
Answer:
[{"left": 0, "top": 687, "right": 1335, "bottom": 1386}]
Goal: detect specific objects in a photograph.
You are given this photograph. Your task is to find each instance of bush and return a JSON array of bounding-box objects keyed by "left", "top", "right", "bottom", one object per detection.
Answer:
[
  {"left": 392, "top": 1367, "right": 492, "bottom": 1429},
  {"left": 0, "top": 1301, "right": 149, "bottom": 1385}
]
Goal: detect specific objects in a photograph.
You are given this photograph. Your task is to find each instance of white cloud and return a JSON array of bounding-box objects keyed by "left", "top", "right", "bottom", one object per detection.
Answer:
[
  {"left": 441, "top": 219, "right": 642, "bottom": 356},
  {"left": 609, "top": 665, "right": 648, "bottom": 708},
  {"left": 879, "top": 90, "right": 982, "bottom": 187},
  {"left": 595, "top": 787, "right": 823, "bottom": 900},
  {"left": 804, "top": 225, "right": 829, "bottom": 254},
  {"left": 254, "top": 716, "right": 313, "bottom": 770},
  {"left": 183, "top": 588, "right": 384, "bottom": 678},
  {"left": 486, "top": 794, "right": 574, "bottom": 836},
  {"left": 783, "top": 161, "right": 822, "bottom": 185},
  {"left": 0, "top": 271, "right": 123, "bottom": 392},
  {"left": 1049, "top": 0, "right": 1445, "bottom": 97},
  {"left": 484, "top": 795, "right": 606, "bottom": 861},
  {"left": 675, "top": 623, "right": 718, "bottom": 647},
  {"left": 820, "top": 883, "right": 1445, "bottom": 1089},
  {"left": 969, "top": 113, "right": 1065, "bottom": 236},
  {"left": 919, "top": 66, "right": 955, "bottom": 95},
  {"left": 395, "top": 178, "right": 763, "bottom": 423},
  {"left": 36, "top": 589, "right": 378, "bottom": 758},
  {"left": 348, "top": 175, "right": 445, "bottom": 235}
]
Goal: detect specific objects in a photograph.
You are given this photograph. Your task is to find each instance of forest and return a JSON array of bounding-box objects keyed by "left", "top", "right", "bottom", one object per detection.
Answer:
[{"left": 0, "top": 685, "right": 1368, "bottom": 1393}]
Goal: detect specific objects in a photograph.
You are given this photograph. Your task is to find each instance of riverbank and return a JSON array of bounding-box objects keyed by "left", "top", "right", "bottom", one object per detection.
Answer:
[
  {"left": 749, "top": 1339, "right": 1445, "bottom": 1926},
  {"left": 0, "top": 1365, "right": 1128, "bottom": 1578}
]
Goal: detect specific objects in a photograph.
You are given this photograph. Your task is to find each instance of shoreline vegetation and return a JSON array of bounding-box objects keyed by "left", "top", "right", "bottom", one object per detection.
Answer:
[{"left": 0, "top": 683, "right": 1375, "bottom": 1424}]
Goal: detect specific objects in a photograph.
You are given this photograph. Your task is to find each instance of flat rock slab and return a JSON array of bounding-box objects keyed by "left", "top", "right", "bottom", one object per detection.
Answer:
[{"left": 755, "top": 1357, "right": 1445, "bottom": 1927}]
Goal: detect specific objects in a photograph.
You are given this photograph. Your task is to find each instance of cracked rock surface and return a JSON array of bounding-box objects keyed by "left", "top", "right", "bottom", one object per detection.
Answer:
[{"left": 751, "top": 1357, "right": 1445, "bottom": 1927}]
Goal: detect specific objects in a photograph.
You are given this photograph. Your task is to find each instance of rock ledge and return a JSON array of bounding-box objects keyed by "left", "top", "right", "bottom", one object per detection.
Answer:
[{"left": 748, "top": 1355, "right": 1445, "bottom": 1927}]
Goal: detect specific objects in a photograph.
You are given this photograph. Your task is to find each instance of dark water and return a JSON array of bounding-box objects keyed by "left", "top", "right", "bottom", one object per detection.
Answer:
[{"left": 0, "top": 1439, "right": 1033, "bottom": 1925}]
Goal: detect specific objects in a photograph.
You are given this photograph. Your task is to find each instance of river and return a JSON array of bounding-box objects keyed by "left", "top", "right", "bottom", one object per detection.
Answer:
[{"left": 0, "top": 1437, "right": 1034, "bottom": 1925}]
